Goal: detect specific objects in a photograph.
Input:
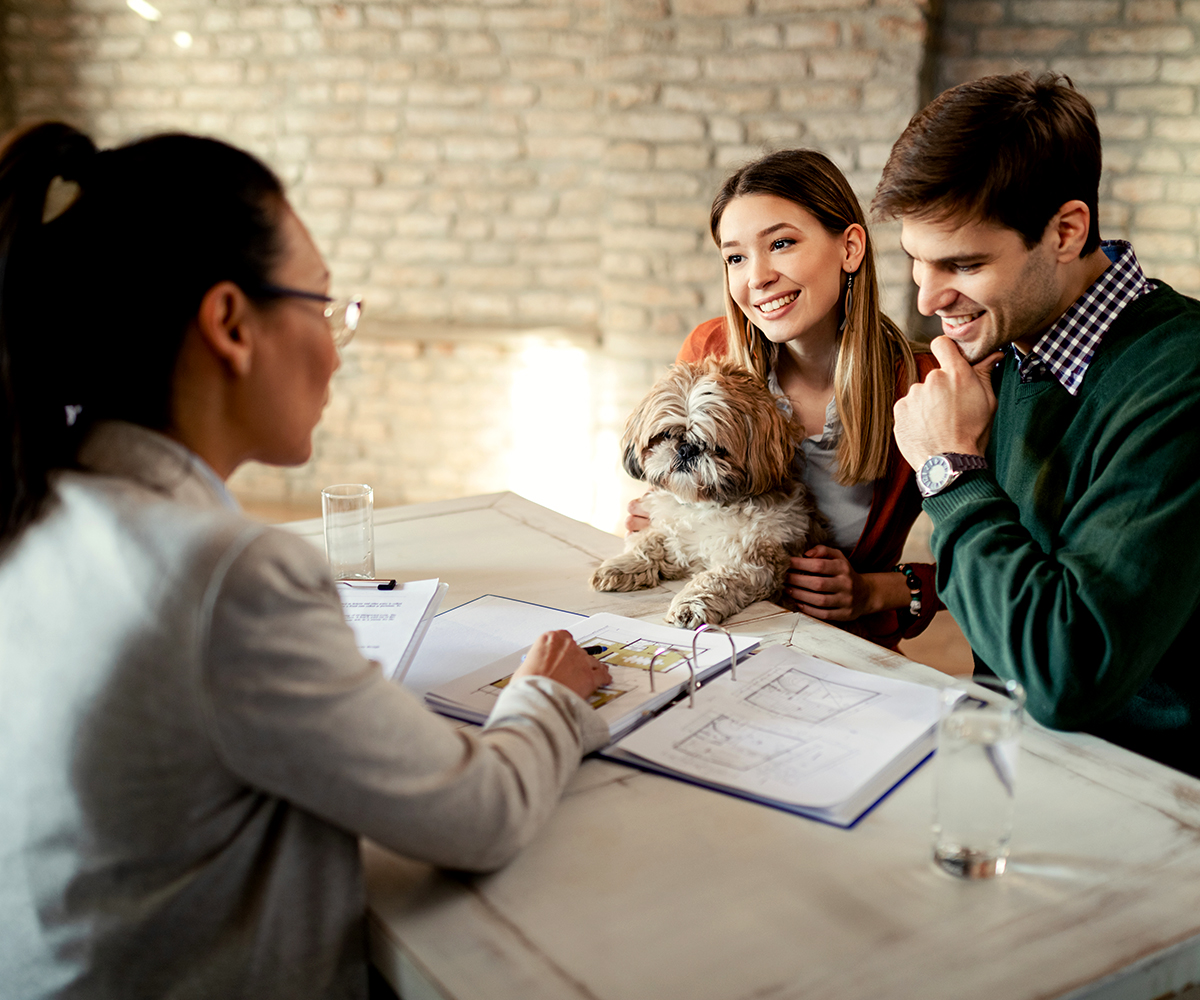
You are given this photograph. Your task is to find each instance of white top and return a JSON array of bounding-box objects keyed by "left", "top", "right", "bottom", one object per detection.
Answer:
[
  {"left": 0, "top": 422, "right": 608, "bottom": 1000},
  {"left": 767, "top": 370, "right": 873, "bottom": 552}
]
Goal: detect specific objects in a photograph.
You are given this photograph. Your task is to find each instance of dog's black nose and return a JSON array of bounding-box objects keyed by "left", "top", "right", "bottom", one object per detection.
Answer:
[{"left": 676, "top": 440, "right": 701, "bottom": 465}]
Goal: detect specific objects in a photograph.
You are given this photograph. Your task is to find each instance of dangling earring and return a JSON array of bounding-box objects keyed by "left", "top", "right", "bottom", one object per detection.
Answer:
[{"left": 839, "top": 271, "right": 855, "bottom": 332}]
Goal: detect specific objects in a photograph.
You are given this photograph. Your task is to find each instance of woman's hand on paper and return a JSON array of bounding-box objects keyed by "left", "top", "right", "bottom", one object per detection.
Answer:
[{"left": 513, "top": 630, "right": 612, "bottom": 701}]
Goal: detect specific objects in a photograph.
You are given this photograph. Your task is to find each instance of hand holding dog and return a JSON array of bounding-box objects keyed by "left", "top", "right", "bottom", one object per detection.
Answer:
[
  {"left": 624, "top": 495, "right": 650, "bottom": 534},
  {"left": 786, "top": 546, "right": 911, "bottom": 622},
  {"left": 893, "top": 336, "right": 1003, "bottom": 471},
  {"left": 513, "top": 630, "right": 612, "bottom": 701},
  {"left": 786, "top": 546, "right": 870, "bottom": 621}
]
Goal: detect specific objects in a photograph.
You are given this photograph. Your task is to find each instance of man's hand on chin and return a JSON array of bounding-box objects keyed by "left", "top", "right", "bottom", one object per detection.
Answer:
[{"left": 893, "top": 336, "right": 1004, "bottom": 472}]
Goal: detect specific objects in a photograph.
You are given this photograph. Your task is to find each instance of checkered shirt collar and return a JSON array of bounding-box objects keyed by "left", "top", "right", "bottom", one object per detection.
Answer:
[{"left": 1020, "top": 240, "right": 1155, "bottom": 396}]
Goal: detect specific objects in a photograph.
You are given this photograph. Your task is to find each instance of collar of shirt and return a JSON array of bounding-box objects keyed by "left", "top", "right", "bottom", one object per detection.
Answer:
[
  {"left": 766, "top": 336, "right": 843, "bottom": 448},
  {"left": 78, "top": 420, "right": 243, "bottom": 513},
  {"left": 766, "top": 368, "right": 841, "bottom": 449},
  {"left": 1018, "top": 239, "right": 1155, "bottom": 395},
  {"left": 186, "top": 450, "right": 242, "bottom": 511}
]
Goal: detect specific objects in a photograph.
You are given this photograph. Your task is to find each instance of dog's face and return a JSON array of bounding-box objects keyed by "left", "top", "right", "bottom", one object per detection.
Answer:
[{"left": 621, "top": 360, "right": 801, "bottom": 503}]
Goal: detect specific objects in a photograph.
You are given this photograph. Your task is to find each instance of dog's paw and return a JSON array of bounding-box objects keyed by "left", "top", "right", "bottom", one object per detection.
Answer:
[
  {"left": 590, "top": 559, "right": 658, "bottom": 593},
  {"left": 664, "top": 596, "right": 722, "bottom": 629}
]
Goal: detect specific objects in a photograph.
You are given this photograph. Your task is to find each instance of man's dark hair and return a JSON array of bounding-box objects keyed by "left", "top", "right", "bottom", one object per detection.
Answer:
[{"left": 872, "top": 71, "right": 1102, "bottom": 255}]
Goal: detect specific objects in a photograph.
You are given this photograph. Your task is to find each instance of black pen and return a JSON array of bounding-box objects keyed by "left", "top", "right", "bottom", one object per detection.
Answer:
[{"left": 582, "top": 644, "right": 608, "bottom": 655}]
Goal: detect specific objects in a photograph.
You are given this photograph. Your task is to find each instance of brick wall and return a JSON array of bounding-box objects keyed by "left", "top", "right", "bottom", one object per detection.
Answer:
[
  {"left": 1, "top": 0, "right": 931, "bottom": 528},
  {"left": 590, "top": 0, "right": 927, "bottom": 358},
  {"left": 3, "top": 0, "right": 928, "bottom": 344},
  {"left": 226, "top": 326, "right": 639, "bottom": 527},
  {"left": 12, "top": 3, "right": 1194, "bottom": 529},
  {"left": 936, "top": 0, "right": 1200, "bottom": 298}
]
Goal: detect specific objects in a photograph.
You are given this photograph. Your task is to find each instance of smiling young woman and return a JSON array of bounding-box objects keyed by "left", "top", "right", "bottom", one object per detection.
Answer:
[{"left": 646, "top": 149, "right": 942, "bottom": 649}]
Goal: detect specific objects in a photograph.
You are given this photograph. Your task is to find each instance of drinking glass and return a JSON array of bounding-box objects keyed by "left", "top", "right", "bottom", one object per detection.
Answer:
[
  {"left": 933, "top": 676, "right": 1024, "bottom": 879},
  {"left": 321, "top": 484, "right": 375, "bottom": 580}
]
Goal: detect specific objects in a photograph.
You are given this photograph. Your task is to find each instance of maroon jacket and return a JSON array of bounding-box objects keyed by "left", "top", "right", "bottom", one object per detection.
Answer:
[{"left": 677, "top": 317, "right": 941, "bottom": 649}]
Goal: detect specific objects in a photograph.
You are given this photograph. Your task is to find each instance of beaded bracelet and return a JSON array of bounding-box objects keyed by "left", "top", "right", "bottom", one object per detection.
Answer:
[{"left": 894, "top": 563, "right": 922, "bottom": 616}]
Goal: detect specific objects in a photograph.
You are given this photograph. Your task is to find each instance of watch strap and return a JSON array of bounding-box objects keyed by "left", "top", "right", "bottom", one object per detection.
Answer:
[{"left": 943, "top": 453, "right": 988, "bottom": 474}]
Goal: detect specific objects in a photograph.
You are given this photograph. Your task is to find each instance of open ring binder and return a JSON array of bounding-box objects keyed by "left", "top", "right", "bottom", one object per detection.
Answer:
[
  {"left": 647, "top": 625, "right": 739, "bottom": 706},
  {"left": 689, "top": 623, "right": 738, "bottom": 707}
]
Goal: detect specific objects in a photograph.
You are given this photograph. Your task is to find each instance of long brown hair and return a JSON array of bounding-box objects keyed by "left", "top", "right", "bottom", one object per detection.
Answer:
[{"left": 710, "top": 148, "right": 917, "bottom": 485}]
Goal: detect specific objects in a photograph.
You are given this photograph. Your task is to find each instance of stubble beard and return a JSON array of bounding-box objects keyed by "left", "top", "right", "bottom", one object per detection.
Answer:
[
  {"left": 960, "top": 241, "right": 1062, "bottom": 364},
  {"left": 957, "top": 331, "right": 1006, "bottom": 365}
]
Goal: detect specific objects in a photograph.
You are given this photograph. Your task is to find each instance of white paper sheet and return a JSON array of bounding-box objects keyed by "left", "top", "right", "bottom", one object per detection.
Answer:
[
  {"left": 402, "top": 595, "right": 584, "bottom": 700},
  {"left": 337, "top": 578, "right": 446, "bottom": 682}
]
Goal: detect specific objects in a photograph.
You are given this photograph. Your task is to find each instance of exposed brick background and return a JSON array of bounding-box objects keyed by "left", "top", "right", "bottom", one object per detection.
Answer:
[
  {"left": 0, "top": 0, "right": 930, "bottom": 528},
  {"left": 2, "top": 0, "right": 927, "bottom": 343},
  {"left": 4, "top": 2, "right": 1193, "bottom": 531},
  {"left": 226, "top": 327, "right": 640, "bottom": 526}
]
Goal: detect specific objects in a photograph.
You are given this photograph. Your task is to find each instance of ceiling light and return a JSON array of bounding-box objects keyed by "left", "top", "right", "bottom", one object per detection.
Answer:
[{"left": 127, "top": 0, "right": 162, "bottom": 22}]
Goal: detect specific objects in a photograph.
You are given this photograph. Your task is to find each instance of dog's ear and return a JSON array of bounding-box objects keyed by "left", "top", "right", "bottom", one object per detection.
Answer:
[
  {"left": 621, "top": 362, "right": 699, "bottom": 484},
  {"left": 622, "top": 442, "right": 645, "bottom": 481},
  {"left": 755, "top": 399, "right": 803, "bottom": 493},
  {"left": 720, "top": 365, "right": 800, "bottom": 495},
  {"left": 620, "top": 394, "right": 650, "bottom": 482},
  {"left": 747, "top": 398, "right": 802, "bottom": 494}
]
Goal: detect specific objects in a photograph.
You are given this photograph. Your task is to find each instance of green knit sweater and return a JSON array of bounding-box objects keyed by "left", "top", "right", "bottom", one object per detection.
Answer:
[{"left": 925, "top": 282, "right": 1200, "bottom": 776}]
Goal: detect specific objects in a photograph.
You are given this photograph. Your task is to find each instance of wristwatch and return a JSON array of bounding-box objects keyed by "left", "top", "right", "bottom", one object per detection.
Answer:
[{"left": 917, "top": 453, "right": 988, "bottom": 498}]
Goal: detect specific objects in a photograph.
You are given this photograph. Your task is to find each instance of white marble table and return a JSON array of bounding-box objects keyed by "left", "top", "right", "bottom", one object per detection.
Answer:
[{"left": 288, "top": 492, "right": 1200, "bottom": 1000}]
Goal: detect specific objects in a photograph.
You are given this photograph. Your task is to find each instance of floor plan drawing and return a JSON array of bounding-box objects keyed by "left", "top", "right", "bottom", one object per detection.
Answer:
[
  {"left": 425, "top": 609, "right": 759, "bottom": 743},
  {"left": 674, "top": 714, "right": 804, "bottom": 771},
  {"left": 608, "top": 645, "right": 943, "bottom": 825},
  {"left": 479, "top": 670, "right": 631, "bottom": 709},
  {"left": 673, "top": 712, "right": 855, "bottom": 777},
  {"left": 745, "top": 667, "right": 877, "bottom": 724}
]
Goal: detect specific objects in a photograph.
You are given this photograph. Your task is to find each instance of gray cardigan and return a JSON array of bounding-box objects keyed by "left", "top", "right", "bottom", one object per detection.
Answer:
[{"left": 0, "top": 422, "right": 609, "bottom": 1000}]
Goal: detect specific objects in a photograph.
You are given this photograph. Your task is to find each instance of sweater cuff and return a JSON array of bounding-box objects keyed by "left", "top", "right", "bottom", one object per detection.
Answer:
[
  {"left": 487, "top": 675, "right": 611, "bottom": 754},
  {"left": 921, "top": 470, "right": 1002, "bottom": 523}
]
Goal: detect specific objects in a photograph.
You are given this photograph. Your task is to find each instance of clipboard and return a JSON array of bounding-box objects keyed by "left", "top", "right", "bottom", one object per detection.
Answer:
[{"left": 336, "top": 577, "right": 448, "bottom": 683}]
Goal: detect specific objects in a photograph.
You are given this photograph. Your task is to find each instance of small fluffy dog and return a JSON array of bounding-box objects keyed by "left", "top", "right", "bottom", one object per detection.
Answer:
[{"left": 591, "top": 360, "right": 824, "bottom": 628}]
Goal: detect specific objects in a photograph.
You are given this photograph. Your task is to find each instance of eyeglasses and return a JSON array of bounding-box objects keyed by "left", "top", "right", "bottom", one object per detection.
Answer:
[{"left": 253, "top": 282, "right": 363, "bottom": 349}]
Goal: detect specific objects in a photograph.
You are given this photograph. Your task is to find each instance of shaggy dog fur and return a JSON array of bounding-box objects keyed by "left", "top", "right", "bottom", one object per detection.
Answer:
[{"left": 591, "top": 360, "right": 824, "bottom": 628}]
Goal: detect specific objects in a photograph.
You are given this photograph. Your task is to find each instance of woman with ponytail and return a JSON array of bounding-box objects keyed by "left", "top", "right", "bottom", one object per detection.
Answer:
[
  {"left": 631, "top": 150, "right": 939, "bottom": 648},
  {"left": 0, "top": 123, "right": 610, "bottom": 1000}
]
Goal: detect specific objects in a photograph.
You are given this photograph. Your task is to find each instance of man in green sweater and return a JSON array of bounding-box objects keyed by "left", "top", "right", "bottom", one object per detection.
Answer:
[{"left": 874, "top": 71, "right": 1200, "bottom": 777}]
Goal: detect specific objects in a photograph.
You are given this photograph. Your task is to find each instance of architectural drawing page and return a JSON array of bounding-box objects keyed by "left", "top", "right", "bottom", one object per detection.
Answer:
[
  {"left": 614, "top": 644, "right": 941, "bottom": 810},
  {"left": 425, "top": 611, "right": 759, "bottom": 739}
]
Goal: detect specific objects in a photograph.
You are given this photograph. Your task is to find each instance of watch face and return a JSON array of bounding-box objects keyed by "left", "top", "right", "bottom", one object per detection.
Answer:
[{"left": 920, "top": 455, "right": 952, "bottom": 494}]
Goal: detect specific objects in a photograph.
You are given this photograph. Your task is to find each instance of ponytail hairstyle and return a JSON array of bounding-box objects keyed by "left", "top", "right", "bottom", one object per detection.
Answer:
[
  {"left": 709, "top": 149, "right": 918, "bottom": 486},
  {"left": 0, "top": 122, "right": 286, "bottom": 547}
]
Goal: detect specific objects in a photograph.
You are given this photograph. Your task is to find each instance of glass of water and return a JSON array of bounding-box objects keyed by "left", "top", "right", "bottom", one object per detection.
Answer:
[
  {"left": 933, "top": 676, "right": 1025, "bottom": 879},
  {"left": 321, "top": 484, "right": 375, "bottom": 580}
]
